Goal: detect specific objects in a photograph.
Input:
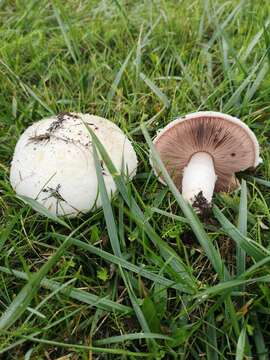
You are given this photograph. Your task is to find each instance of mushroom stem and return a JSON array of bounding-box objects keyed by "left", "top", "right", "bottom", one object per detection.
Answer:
[{"left": 182, "top": 152, "right": 217, "bottom": 206}]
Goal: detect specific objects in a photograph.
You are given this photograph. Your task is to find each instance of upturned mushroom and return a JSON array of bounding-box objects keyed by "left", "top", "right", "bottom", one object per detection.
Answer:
[
  {"left": 10, "top": 112, "right": 137, "bottom": 217},
  {"left": 151, "top": 111, "right": 261, "bottom": 211}
]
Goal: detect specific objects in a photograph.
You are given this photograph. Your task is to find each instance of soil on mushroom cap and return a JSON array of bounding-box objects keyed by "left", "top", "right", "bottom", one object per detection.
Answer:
[
  {"left": 48, "top": 112, "right": 80, "bottom": 133},
  {"left": 28, "top": 133, "right": 51, "bottom": 144},
  {"left": 27, "top": 113, "right": 81, "bottom": 144}
]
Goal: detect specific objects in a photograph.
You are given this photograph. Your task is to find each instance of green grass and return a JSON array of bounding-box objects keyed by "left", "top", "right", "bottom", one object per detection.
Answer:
[{"left": 1, "top": 0, "right": 270, "bottom": 358}]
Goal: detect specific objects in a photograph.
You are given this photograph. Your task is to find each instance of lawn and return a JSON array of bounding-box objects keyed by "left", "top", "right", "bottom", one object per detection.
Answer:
[{"left": 1, "top": 0, "right": 270, "bottom": 358}]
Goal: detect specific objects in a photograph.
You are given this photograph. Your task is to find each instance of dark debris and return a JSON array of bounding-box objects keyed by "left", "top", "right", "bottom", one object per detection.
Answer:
[
  {"left": 192, "top": 191, "right": 212, "bottom": 219},
  {"left": 28, "top": 133, "right": 51, "bottom": 144},
  {"left": 48, "top": 112, "right": 79, "bottom": 133}
]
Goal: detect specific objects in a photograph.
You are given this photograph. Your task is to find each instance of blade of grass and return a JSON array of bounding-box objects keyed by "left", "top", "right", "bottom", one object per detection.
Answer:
[
  {"left": 236, "top": 325, "right": 246, "bottom": 360},
  {"left": 18, "top": 335, "right": 152, "bottom": 357},
  {"left": 239, "top": 256, "right": 270, "bottom": 279},
  {"left": 248, "top": 176, "right": 270, "bottom": 188},
  {"left": 0, "top": 266, "right": 131, "bottom": 313},
  {"left": 92, "top": 144, "right": 121, "bottom": 257},
  {"left": 17, "top": 195, "right": 71, "bottom": 229},
  {"left": 0, "top": 59, "right": 54, "bottom": 114},
  {"left": 208, "top": 4, "right": 248, "bottom": 77},
  {"left": 86, "top": 125, "right": 196, "bottom": 292},
  {"left": 147, "top": 122, "right": 242, "bottom": 342},
  {"left": 252, "top": 312, "right": 269, "bottom": 360},
  {"left": 118, "top": 205, "right": 195, "bottom": 292},
  {"left": 130, "top": 105, "right": 166, "bottom": 135},
  {"left": 53, "top": 233, "right": 186, "bottom": 292},
  {"left": 237, "top": 180, "right": 247, "bottom": 277},
  {"left": 0, "top": 209, "right": 24, "bottom": 253},
  {"left": 91, "top": 142, "right": 157, "bottom": 351},
  {"left": 206, "top": 313, "right": 218, "bottom": 360},
  {"left": 140, "top": 72, "right": 170, "bottom": 108},
  {"left": 107, "top": 50, "right": 133, "bottom": 102},
  {"left": 224, "top": 66, "right": 259, "bottom": 112},
  {"left": 23, "top": 84, "right": 54, "bottom": 114},
  {"left": 241, "top": 17, "right": 270, "bottom": 61},
  {"left": 263, "top": 22, "right": 270, "bottom": 65},
  {"left": 175, "top": 54, "right": 201, "bottom": 101},
  {"left": 224, "top": 54, "right": 267, "bottom": 112},
  {"left": 0, "top": 308, "right": 81, "bottom": 355},
  {"left": 94, "top": 332, "right": 172, "bottom": 345},
  {"left": 204, "top": 1, "right": 243, "bottom": 52},
  {"left": 0, "top": 235, "right": 72, "bottom": 331},
  {"left": 112, "top": 0, "right": 134, "bottom": 41},
  {"left": 235, "top": 181, "right": 252, "bottom": 355},
  {"left": 150, "top": 207, "right": 188, "bottom": 224},
  {"left": 150, "top": 207, "right": 218, "bottom": 232},
  {"left": 193, "top": 275, "right": 270, "bottom": 300},
  {"left": 24, "top": 278, "right": 76, "bottom": 322},
  {"left": 141, "top": 123, "right": 229, "bottom": 280},
  {"left": 52, "top": 3, "right": 78, "bottom": 64},
  {"left": 134, "top": 24, "right": 143, "bottom": 81},
  {"left": 244, "top": 62, "right": 269, "bottom": 102},
  {"left": 213, "top": 205, "right": 269, "bottom": 261}
]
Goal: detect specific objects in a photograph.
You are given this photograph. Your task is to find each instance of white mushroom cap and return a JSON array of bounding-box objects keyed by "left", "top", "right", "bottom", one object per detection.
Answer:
[
  {"left": 10, "top": 113, "right": 137, "bottom": 217},
  {"left": 151, "top": 111, "right": 261, "bottom": 193}
]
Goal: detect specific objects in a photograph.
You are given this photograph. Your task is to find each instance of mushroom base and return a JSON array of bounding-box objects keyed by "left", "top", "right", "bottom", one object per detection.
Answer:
[{"left": 182, "top": 152, "right": 217, "bottom": 208}]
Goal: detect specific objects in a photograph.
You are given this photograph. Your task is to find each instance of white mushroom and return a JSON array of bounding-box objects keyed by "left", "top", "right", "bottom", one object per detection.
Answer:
[
  {"left": 10, "top": 112, "right": 137, "bottom": 217},
  {"left": 151, "top": 111, "right": 261, "bottom": 211}
]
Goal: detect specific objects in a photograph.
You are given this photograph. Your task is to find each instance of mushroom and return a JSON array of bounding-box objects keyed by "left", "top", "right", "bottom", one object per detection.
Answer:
[
  {"left": 151, "top": 111, "right": 261, "bottom": 211},
  {"left": 10, "top": 112, "right": 137, "bottom": 217}
]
